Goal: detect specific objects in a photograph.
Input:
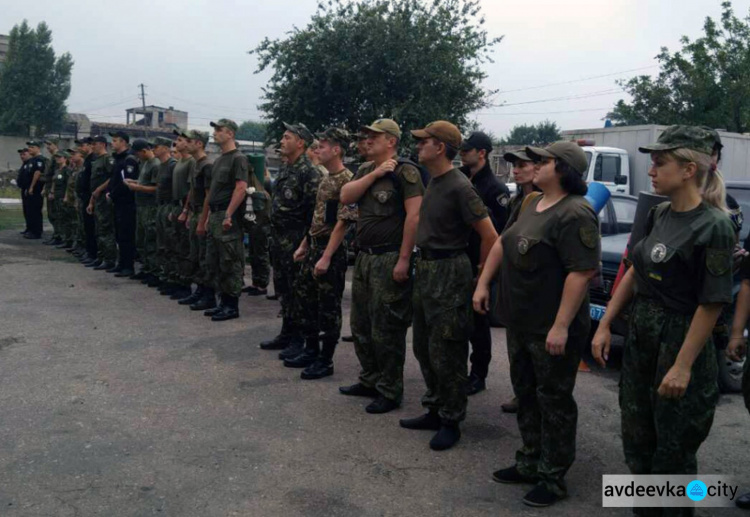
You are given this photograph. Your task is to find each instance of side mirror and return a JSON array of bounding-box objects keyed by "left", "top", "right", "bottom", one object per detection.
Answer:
[{"left": 614, "top": 174, "right": 628, "bottom": 185}]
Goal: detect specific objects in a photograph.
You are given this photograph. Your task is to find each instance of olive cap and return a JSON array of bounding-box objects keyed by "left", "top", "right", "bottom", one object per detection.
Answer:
[
  {"left": 361, "top": 118, "right": 401, "bottom": 139},
  {"left": 638, "top": 125, "right": 715, "bottom": 156},
  {"left": 411, "top": 120, "right": 462, "bottom": 150},
  {"left": 526, "top": 141, "right": 589, "bottom": 175}
]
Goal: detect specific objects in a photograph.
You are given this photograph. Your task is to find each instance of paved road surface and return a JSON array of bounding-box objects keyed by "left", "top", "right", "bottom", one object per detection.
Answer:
[{"left": 0, "top": 229, "right": 748, "bottom": 516}]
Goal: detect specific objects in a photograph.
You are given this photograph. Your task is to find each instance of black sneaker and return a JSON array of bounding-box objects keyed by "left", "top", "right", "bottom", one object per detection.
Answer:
[
  {"left": 399, "top": 411, "right": 441, "bottom": 430},
  {"left": 301, "top": 358, "right": 334, "bottom": 380},
  {"left": 338, "top": 383, "right": 379, "bottom": 398},
  {"left": 492, "top": 466, "right": 537, "bottom": 484},
  {"left": 522, "top": 484, "right": 562, "bottom": 508},
  {"left": 365, "top": 396, "right": 400, "bottom": 414},
  {"left": 429, "top": 423, "right": 461, "bottom": 451}
]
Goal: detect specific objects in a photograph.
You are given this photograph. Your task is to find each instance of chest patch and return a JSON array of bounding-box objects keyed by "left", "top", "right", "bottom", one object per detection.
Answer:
[
  {"left": 650, "top": 243, "right": 667, "bottom": 263},
  {"left": 375, "top": 190, "right": 391, "bottom": 203},
  {"left": 57, "top": 174, "right": 63, "bottom": 179},
  {"left": 518, "top": 237, "right": 530, "bottom": 255},
  {"left": 283, "top": 188, "right": 294, "bottom": 200}
]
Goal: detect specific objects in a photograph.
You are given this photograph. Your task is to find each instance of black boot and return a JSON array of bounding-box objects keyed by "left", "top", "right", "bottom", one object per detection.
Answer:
[
  {"left": 204, "top": 293, "right": 225, "bottom": 316},
  {"left": 399, "top": 410, "right": 441, "bottom": 430},
  {"left": 170, "top": 285, "right": 192, "bottom": 300},
  {"left": 85, "top": 259, "right": 102, "bottom": 268},
  {"left": 259, "top": 335, "right": 290, "bottom": 350},
  {"left": 179, "top": 285, "right": 203, "bottom": 305},
  {"left": 212, "top": 295, "right": 239, "bottom": 321},
  {"left": 429, "top": 421, "right": 461, "bottom": 451},
  {"left": 365, "top": 396, "right": 400, "bottom": 414},
  {"left": 301, "top": 357, "right": 334, "bottom": 380},
  {"left": 106, "top": 263, "right": 123, "bottom": 273},
  {"left": 190, "top": 288, "right": 216, "bottom": 311},
  {"left": 338, "top": 383, "right": 379, "bottom": 398},
  {"left": 94, "top": 261, "right": 115, "bottom": 271},
  {"left": 278, "top": 336, "right": 304, "bottom": 360},
  {"left": 283, "top": 346, "right": 319, "bottom": 368},
  {"left": 146, "top": 275, "right": 162, "bottom": 287},
  {"left": 159, "top": 282, "right": 178, "bottom": 296}
]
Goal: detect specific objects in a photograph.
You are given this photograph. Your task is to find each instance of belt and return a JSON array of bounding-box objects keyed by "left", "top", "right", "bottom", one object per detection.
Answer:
[
  {"left": 359, "top": 244, "right": 400, "bottom": 255},
  {"left": 210, "top": 202, "right": 230, "bottom": 212},
  {"left": 415, "top": 247, "right": 466, "bottom": 261},
  {"left": 309, "top": 234, "right": 330, "bottom": 247}
]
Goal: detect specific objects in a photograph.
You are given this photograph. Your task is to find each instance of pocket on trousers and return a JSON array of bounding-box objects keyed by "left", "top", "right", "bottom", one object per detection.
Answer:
[{"left": 219, "top": 233, "right": 240, "bottom": 273}]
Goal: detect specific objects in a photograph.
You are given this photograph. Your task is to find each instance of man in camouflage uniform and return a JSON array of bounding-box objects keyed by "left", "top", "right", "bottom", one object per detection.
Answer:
[
  {"left": 152, "top": 137, "right": 177, "bottom": 290},
  {"left": 50, "top": 151, "right": 73, "bottom": 249},
  {"left": 244, "top": 196, "right": 272, "bottom": 297},
  {"left": 204, "top": 119, "right": 249, "bottom": 321},
  {"left": 282, "top": 127, "right": 357, "bottom": 379},
  {"left": 86, "top": 135, "right": 117, "bottom": 270},
  {"left": 338, "top": 118, "right": 424, "bottom": 414},
  {"left": 76, "top": 137, "right": 98, "bottom": 264},
  {"left": 42, "top": 138, "right": 62, "bottom": 245},
  {"left": 400, "top": 121, "right": 497, "bottom": 450},
  {"left": 63, "top": 148, "right": 84, "bottom": 254},
  {"left": 167, "top": 130, "right": 197, "bottom": 300},
  {"left": 259, "top": 122, "right": 321, "bottom": 354},
  {"left": 124, "top": 139, "right": 160, "bottom": 281}
]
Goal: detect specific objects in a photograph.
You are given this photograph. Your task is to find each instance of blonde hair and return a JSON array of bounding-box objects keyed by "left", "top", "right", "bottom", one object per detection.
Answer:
[{"left": 666, "top": 148, "right": 727, "bottom": 212}]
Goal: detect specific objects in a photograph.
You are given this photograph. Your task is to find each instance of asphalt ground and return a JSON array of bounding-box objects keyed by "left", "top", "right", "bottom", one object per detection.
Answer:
[{"left": 0, "top": 228, "right": 748, "bottom": 516}]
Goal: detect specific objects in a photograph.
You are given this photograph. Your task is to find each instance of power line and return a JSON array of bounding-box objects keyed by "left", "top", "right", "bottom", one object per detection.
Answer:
[
  {"left": 490, "top": 88, "right": 623, "bottom": 108},
  {"left": 495, "top": 65, "right": 657, "bottom": 94},
  {"left": 476, "top": 107, "right": 612, "bottom": 116}
]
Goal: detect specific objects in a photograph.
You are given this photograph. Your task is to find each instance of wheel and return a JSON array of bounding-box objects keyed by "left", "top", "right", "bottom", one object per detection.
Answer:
[{"left": 717, "top": 348, "right": 745, "bottom": 394}]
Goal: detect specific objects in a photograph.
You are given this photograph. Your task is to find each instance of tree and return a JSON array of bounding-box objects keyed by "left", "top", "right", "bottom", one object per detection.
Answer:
[
  {"left": 608, "top": 1, "right": 750, "bottom": 132},
  {"left": 0, "top": 21, "right": 73, "bottom": 137},
  {"left": 236, "top": 120, "right": 268, "bottom": 142},
  {"left": 250, "top": 0, "right": 502, "bottom": 144},
  {"left": 500, "top": 120, "right": 561, "bottom": 146}
]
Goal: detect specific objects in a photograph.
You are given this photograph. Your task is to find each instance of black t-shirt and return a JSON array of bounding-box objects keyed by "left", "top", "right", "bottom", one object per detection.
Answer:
[
  {"left": 77, "top": 153, "right": 94, "bottom": 199},
  {"left": 108, "top": 150, "right": 140, "bottom": 204}
]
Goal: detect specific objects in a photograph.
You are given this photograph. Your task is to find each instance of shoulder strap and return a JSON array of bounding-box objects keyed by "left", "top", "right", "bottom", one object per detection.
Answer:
[{"left": 520, "top": 191, "right": 542, "bottom": 214}]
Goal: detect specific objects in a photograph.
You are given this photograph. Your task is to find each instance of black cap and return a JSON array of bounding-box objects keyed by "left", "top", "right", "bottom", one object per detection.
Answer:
[
  {"left": 460, "top": 131, "right": 493, "bottom": 153},
  {"left": 91, "top": 135, "right": 108, "bottom": 144},
  {"left": 26, "top": 140, "right": 43, "bottom": 148},
  {"left": 131, "top": 138, "right": 152, "bottom": 151},
  {"left": 109, "top": 131, "right": 130, "bottom": 143},
  {"left": 75, "top": 137, "right": 93, "bottom": 144},
  {"left": 17, "top": 148, "right": 28, "bottom": 153}
]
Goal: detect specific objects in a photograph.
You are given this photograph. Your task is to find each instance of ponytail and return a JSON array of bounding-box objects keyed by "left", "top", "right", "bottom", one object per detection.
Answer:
[
  {"left": 703, "top": 166, "right": 728, "bottom": 212},
  {"left": 669, "top": 148, "right": 728, "bottom": 212}
]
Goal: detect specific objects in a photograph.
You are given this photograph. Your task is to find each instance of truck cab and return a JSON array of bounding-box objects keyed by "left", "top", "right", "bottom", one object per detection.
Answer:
[{"left": 578, "top": 143, "right": 631, "bottom": 195}]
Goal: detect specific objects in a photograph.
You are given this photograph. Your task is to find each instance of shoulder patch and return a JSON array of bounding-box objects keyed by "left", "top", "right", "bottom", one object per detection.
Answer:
[
  {"left": 706, "top": 248, "right": 731, "bottom": 277},
  {"left": 497, "top": 192, "right": 510, "bottom": 208},
  {"left": 579, "top": 224, "right": 599, "bottom": 249},
  {"left": 402, "top": 166, "right": 419, "bottom": 184},
  {"left": 469, "top": 197, "right": 487, "bottom": 217}
]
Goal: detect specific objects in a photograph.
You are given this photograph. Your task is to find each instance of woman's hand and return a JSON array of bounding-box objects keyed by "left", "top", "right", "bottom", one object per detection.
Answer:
[
  {"left": 591, "top": 324, "right": 612, "bottom": 367},
  {"left": 472, "top": 284, "right": 490, "bottom": 315}
]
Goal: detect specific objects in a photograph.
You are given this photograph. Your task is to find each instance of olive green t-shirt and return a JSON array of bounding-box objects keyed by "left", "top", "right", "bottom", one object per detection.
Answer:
[
  {"left": 156, "top": 158, "right": 176, "bottom": 205},
  {"left": 53, "top": 166, "right": 70, "bottom": 198},
  {"left": 632, "top": 201, "right": 734, "bottom": 314},
  {"left": 89, "top": 153, "right": 112, "bottom": 192},
  {"left": 172, "top": 157, "right": 195, "bottom": 204},
  {"left": 501, "top": 194, "right": 601, "bottom": 337},
  {"left": 355, "top": 159, "right": 425, "bottom": 248},
  {"left": 190, "top": 156, "right": 213, "bottom": 209},
  {"left": 209, "top": 149, "right": 249, "bottom": 207},
  {"left": 135, "top": 157, "right": 160, "bottom": 207},
  {"left": 416, "top": 168, "right": 488, "bottom": 250}
]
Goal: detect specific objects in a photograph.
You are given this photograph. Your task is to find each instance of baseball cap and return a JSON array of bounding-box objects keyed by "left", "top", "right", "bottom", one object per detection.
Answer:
[
  {"left": 186, "top": 129, "right": 209, "bottom": 145},
  {"left": 109, "top": 131, "right": 130, "bottom": 143},
  {"left": 91, "top": 135, "right": 108, "bottom": 144},
  {"left": 66, "top": 148, "right": 82, "bottom": 155},
  {"left": 53, "top": 151, "right": 70, "bottom": 159},
  {"left": 131, "top": 139, "right": 152, "bottom": 151},
  {"left": 410, "top": 120, "right": 462, "bottom": 150},
  {"left": 152, "top": 136, "right": 173, "bottom": 148},
  {"left": 461, "top": 131, "right": 493, "bottom": 152},
  {"left": 210, "top": 119, "right": 239, "bottom": 133},
  {"left": 700, "top": 125, "right": 723, "bottom": 151},
  {"left": 361, "top": 118, "right": 401, "bottom": 139},
  {"left": 17, "top": 148, "right": 28, "bottom": 153},
  {"left": 638, "top": 125, "right": 715, "bottom": 156},
  {"left": 44, "top": 137, "right": 60, "bottom": 145},
  {"left": 316, "top": 127, "right": 350, "bottom": 148},
  {"left": 283, "top": 122, "right": 315, "bottom": 145},
  {"left": 526, "top": 141, "right": 589, "bottom": 175},
  {"left": 503, "top": 149, "right": 532, "bottom": 163},
  {"left": 75, "top": 137, "right": 93, "bottom": 145},
  {"left": 173, "top": 129, "right": 191, "bottom": 139},
  {"left": 26, "top": 140, "right": 42, "bottom": 148}
]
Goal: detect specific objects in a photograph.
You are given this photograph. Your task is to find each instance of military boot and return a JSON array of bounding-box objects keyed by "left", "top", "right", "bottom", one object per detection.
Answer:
[
  {"left": 212, "top": 295, "right": 239, "bottom": 321},
  {"left": 283, "top": 338, "right": 320, "bottom": 368},
  {"left": 260, "top": 321, "right": 293, "bottom": 350},
  {"left": 179, "top": 285, "right": 204, "bottom": 305},
  {"left": 429, "top": 422, "right": 461, "bottom": 451},
  {"left": 191, "top": 288, "right": 216, "bottom": 311},
  {"left": 204, "top": 293, "right": 226, "bottom": 317},
  {"left": 301, "top": 357, "right": 334, "bottom": 380},
  {"left": 94, "top": 261, "right": 115, "bottom": 271},
  {"left": 170, "top": 285, "right": 192, "bottom": 300},
  {"left": 399, "top": 410, "right": 441, "bottom": 430},
  {"left": 278, "top": 336, "right": 304, "bottom": 360},
  {"left": 106, "top": 263, "right": 123, "bottom": 273}
]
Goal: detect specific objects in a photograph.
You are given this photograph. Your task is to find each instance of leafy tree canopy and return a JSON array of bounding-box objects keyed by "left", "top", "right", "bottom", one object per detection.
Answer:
[
  {"left": 236, "top": 120, "right": 268, "bottom": 142},
  {"left": 500, "top": 120, "right": 561, "bottom": 146}
]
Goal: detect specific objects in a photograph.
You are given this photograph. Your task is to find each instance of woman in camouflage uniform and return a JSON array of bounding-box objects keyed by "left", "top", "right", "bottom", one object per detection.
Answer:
[{"left": 592, "top": 125, "right": 735, "bottom": 517}]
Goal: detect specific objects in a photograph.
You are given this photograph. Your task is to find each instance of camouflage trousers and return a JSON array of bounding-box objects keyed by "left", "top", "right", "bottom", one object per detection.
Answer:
[
  {"left": 270, "top": 224, "right": 306, "bottom": 335},
  {"left": 155, "top": 204, "right": 173, "bottom": 280},
  {"left": 94, "top": 197, "right": 117, "bottom": 263},
  {"left": 171, "top": 206, "right": 192, "bottom": 286},
  {"left": 412, "top": 254, "right": 473, "bottom": 423},
  {"left": 60, "top": 202, "right": 77, "bottom": 245},
  {"left": 206, "top": 210, "right": 244, "bottom": 298},
  {"left": 46, "top": 194, "right": 62, "bottom": 239},
  {"left": 292, "top": 238, "right": 348, "bottom": 350},
  {"left": 351, "top": 251, "right": 412, "bottom": 403},
  {"left": 507, "top": 327, "right": 583, "bottom": 497},
  {"left": 74, "top": 200, "right": 85, "bottom": 247},
  {"left": 248, "top": 220, "right": 271, "bottom": 289},
  {"left": 188, "top": 211, "right": 209, "bottom": 286},
  {"left": 621, "top": 298, "right": 718, "bottom": 494},
  {"left": 136, "top": 205, "right": 158, "bottom": 275}
]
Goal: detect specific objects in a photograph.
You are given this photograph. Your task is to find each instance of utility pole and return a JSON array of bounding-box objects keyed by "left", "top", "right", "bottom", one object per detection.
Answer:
[{"left": 139, "top": 83, "right": 148, "bottom": 138}]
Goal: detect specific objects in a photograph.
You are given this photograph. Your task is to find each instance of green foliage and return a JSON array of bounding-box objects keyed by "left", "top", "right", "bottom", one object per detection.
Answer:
[
  {"left": 501, "top": 120, "right": 561, "bottom": 146},
  {"left": 250, "top": 0, "right": 502, "bottom": 144},
  {"left": 0, "top": 20, "right": 73, "bottom": 137},
  {"left": 609, "top": 1, "right": 750, "bottom": 132},
  {"left": 236, "top": 120, "right": 268, "bottom": 142}
]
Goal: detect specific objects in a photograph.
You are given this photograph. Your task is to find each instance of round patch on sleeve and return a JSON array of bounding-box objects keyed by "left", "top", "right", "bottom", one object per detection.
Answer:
[
  {"left": 579, "top": 224, "right": 599, "bottom": 249},
  {"left": 402, "top": 167, "right": 419, "bottom": 184},
  {"left": 706, "top": 248, "right": 731, "bottom": 277},
  {"left": 469, "top": 198, "right": 487, "bottom": 217}
]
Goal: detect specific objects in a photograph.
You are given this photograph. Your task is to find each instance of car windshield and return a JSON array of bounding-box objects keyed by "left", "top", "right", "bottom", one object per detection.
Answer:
[{"left": 600, "top": 196, "right": 637, "bottom": 236}]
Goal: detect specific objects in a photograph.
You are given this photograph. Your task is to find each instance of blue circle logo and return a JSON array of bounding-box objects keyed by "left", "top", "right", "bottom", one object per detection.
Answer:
[{"left": 686, "top": 480, "right": 707, "bottom": 501}]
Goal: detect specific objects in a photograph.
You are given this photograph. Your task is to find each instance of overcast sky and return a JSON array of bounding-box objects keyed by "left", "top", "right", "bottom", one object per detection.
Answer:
[{"left": 4, "top": 0, "right": 749, "bottom": 139}]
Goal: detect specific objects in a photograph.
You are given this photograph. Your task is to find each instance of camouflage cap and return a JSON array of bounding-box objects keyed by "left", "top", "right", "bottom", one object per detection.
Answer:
[
  {"left": 152, "top": 136, "right": 173, "bottom": 148},
  {"left": 638, "top": 125, "right": 715, "bottom": 156},
  {"left": 210, "top": 118, "right": 239, "bottom": 133},
  {"left": 411, "top": 120, "right": 462, "bottom": 150},
  {"left": 186, "top": 129, "right": 209, "bottom": 145},
  {"left": 173, "top": 128, "right": 191, "bottom": 139},
  {"left": 283, "top": 122, "right": 315, "bottom": 145},
  {"left": 44, "top": 137, "right": 60, "bottom": 145},
  {"left": 316, "top": 127, "right": 350, "bottom": 148},
  {"left": 66, "top": 147, "right": 83, "bottom": 155},
  {"left": 53, "top": 151, "right": 70, "bottom": 159},
  {"left": 526, "top": 141, "right": 588, "bottom": 175},
  {"left": 700, "top": 125, "right": 723, "bottom": 151},
  {"left": 503, "top": 149, "right": 532, "bottom": 163},
  {"left": 362, "top": 118, "right": 401, "bottom": 139}
]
